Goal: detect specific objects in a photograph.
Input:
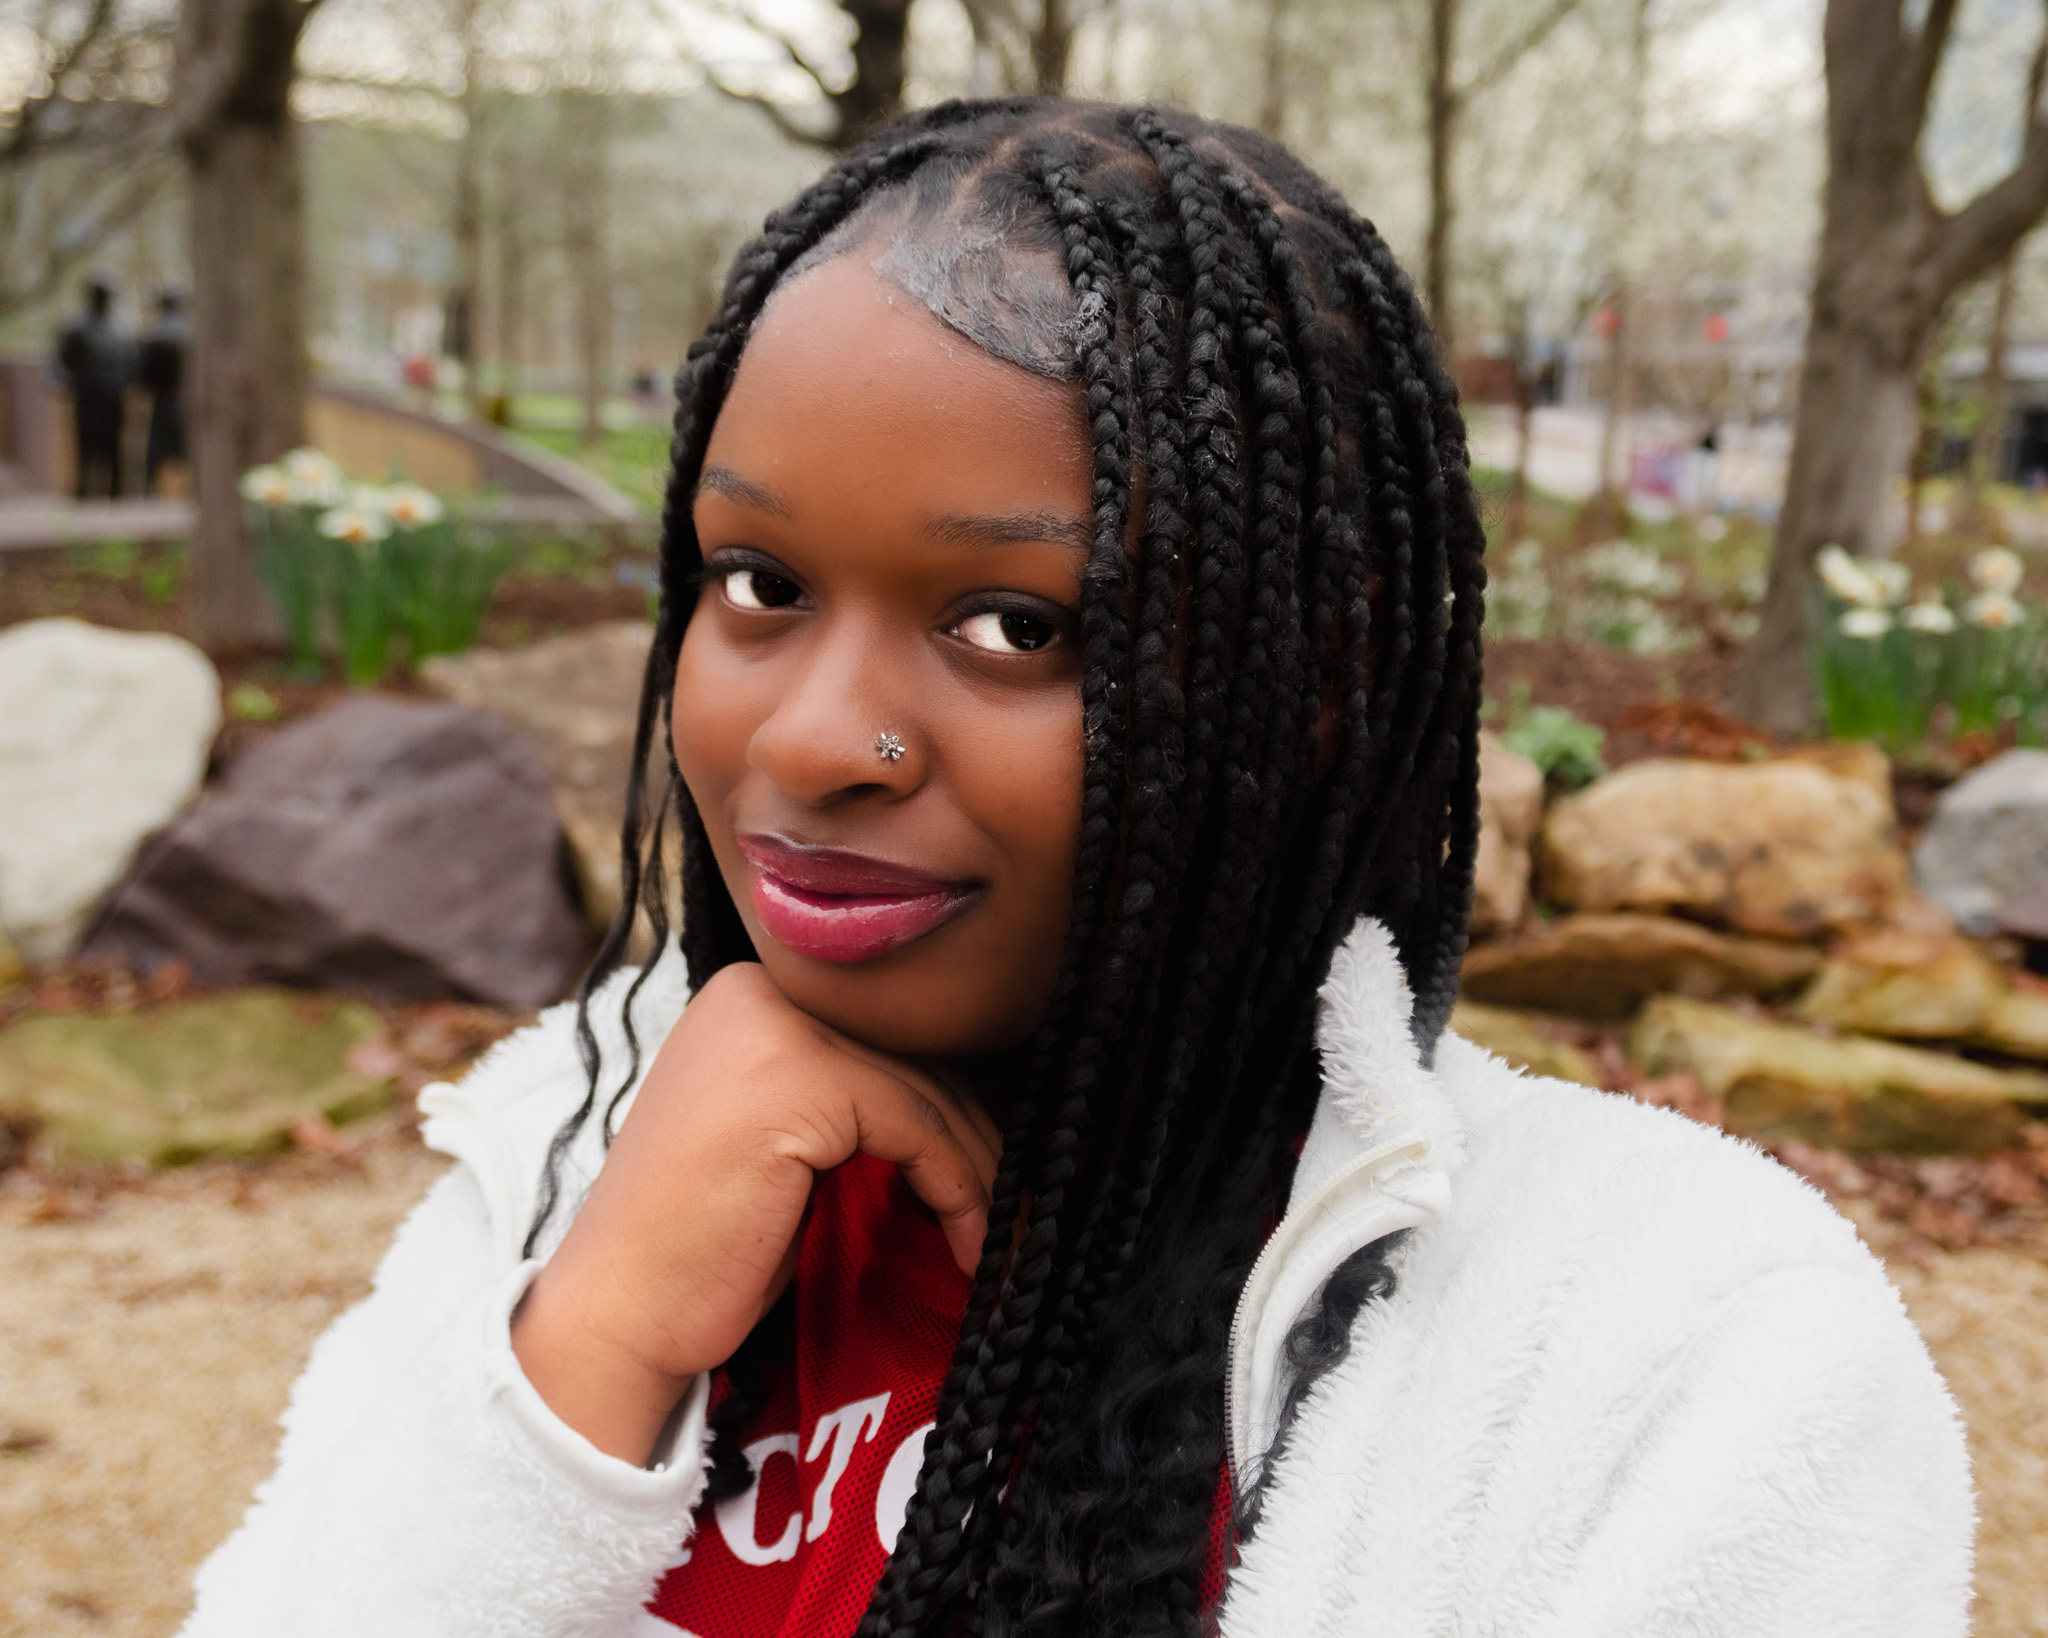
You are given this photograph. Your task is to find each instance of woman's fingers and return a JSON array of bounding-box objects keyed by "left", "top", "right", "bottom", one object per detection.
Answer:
[{"left": 843, "top": 1062, "right": 996, "bottom": 1274}]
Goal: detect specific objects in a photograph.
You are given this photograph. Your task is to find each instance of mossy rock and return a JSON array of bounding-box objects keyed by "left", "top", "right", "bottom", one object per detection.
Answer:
[
  {"left": 1630, "top": 995, "right": 2047, "bottom": 1153},
  {"left": 0, "top": 990, "right": 394, "bottom": 1166}
]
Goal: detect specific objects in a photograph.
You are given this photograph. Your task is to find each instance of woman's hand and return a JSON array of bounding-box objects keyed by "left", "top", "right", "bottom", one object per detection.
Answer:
[{"left": 510, "top": 962, "right": 1002, "bottom": 1465}]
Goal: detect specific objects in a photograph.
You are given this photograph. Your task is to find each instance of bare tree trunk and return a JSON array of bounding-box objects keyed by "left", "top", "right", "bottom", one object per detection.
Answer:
[
  {"left": 1592, "top": 285, "right": 1634, "bottom": 502},
  {"left": 1029, "top": 0, "right": 1074, "bottom": 93},
  {"left": 175, "top": 0, "right": 318, "bottom": 652},
  {"left": 831, "top": 0, "right": 912, "bottom": 146},
  {"left": 1506, "top": 367, "right": 1537, "bottom": 539},
  {"left": 1258, "top": 0, "right": 1291, "bottom": 136},
  {"left": 1424, "top": 0, "right": 1458, "bottom": 355},
  {"left": 558, "top": 88, "right": 609, "bottom": 448},
  {"left": 447, "top": 0, "right": 483, "bottom": 409},
  {"left": 493, "top": 129, "right": 525, "bottom": 414},
  {"left": 1589, "top": 0, "right": 1648, "bottom": 525},
  {"left": 1733, "top": 0, "right": 2048, "bottom": 732},
  {"left": 1963, "top": 247, "right": 2019, "bottom": 538}
]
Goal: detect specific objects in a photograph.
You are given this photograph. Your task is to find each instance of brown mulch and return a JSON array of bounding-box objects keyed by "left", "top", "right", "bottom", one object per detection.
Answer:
[{"left": 1483, "top": 636, "right": 1744, "bottom": 766}]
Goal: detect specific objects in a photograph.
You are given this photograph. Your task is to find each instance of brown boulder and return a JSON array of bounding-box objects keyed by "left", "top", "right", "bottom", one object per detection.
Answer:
[
  {"left": 1469, "top": 731, "right": 1544, "bottom": 937},
  {"left": 84, "top": 696, "right": 588, "bottom": 1010},
  {"left": 1461, "top": 912, "right": 1819, "bottom": 1018},
  {"left": 1629, "top": 995, "right": 2045, "bottom": 1152},
  {"left": 1797, "top": 935, "right": 2048, "bottom": 1062},
  {"left": 1541, "top": 757, "right": 1909, "bottom": 939}
]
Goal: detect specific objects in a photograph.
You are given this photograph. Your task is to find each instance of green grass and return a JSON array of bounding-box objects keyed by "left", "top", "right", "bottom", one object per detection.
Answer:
[{"left": 512, "top": 420, "right": 669, "bottom": 515}]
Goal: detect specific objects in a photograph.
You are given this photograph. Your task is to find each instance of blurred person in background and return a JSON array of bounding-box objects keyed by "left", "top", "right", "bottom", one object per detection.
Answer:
[
  {"left": 54, "top": 275, "right": 136, "bottom": 500},
  {"left": 139, "top": 288, "right": 191, "bottom": 496}
]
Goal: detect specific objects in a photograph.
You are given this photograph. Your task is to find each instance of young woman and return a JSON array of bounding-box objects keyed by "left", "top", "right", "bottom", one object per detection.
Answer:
[{"left": 183, "top": 101, "right": 1971, "bottom": 1638}]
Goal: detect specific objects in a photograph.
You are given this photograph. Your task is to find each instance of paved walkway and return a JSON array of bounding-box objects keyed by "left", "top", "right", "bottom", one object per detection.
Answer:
[{"left": 0, "top": 499, "right": 194, "bottom": 553}]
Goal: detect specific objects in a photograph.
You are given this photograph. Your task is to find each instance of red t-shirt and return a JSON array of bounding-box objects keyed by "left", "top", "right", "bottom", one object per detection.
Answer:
[{"left": 644, "top": 1153, "right": 1232, "bottom": 1637}]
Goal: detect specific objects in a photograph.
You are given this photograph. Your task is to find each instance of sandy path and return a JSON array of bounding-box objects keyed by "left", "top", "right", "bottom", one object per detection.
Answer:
[
  {"left": 3, "top": 1129, "right": 2044, "bottom": 1636},
  {"left": 0, "top": 1118, "right": 447, "bottom": 1638}
]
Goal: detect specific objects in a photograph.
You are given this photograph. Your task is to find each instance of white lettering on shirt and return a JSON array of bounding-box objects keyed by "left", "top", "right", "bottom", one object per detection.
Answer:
[
  {"left": 716, "top": 1433, "right": 804, "bottom": 1566},
  {"left": 805, "top": 1393, "right": 891, "bottom": 1542},
  {"left": 873, "top": 1422, "right": 935, "bottom": 1554}
]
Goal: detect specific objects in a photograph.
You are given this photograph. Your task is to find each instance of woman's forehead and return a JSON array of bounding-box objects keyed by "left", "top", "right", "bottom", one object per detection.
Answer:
[{"left": 770, "top": 184, "right": 1082, "bottom": 383}]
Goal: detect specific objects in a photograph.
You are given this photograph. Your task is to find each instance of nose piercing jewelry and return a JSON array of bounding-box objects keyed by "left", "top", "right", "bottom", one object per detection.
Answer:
[{"left": 875, "top": 730, "right": 906, "bottom": 762}]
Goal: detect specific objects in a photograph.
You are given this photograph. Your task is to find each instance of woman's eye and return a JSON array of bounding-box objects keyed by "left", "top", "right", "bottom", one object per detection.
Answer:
[
  {"left": 956, "top": 610, "right": 1059, "bottom": 654},
  {"left": 722, "top": 568, "right": 802, "bottom": 610}
]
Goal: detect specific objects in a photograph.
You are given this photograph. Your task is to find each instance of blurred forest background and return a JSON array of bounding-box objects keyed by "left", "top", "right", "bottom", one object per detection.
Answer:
[{"left": 1, "top": 0, "right": 2046, "bottom": 728}]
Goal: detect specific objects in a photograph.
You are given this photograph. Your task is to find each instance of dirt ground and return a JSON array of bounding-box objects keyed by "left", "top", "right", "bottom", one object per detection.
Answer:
[{"left": 3, "top": 1126, "right": 2045, "bottom": 1637}]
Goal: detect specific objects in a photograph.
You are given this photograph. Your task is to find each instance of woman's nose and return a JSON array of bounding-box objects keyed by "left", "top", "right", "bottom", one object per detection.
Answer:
[{"left": 747, "top": 616, "right": 923, "bottom": 805}]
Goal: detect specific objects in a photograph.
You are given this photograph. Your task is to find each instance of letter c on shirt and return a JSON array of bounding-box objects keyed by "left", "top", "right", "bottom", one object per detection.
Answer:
[
  {"left": 874, "top": 1422, "right": 935, "bottom": 1554},
  {"left": 716, "top": 1433, "right": 804, "bottom": 1566}
]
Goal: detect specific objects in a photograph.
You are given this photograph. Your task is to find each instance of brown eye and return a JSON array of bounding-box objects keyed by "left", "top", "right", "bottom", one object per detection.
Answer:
[
  {"left": 957, "top": 610, "right": 1058, "bottom": 653},
  {"left": 723, "top": 568, "right": 802, "bottom": 610}
]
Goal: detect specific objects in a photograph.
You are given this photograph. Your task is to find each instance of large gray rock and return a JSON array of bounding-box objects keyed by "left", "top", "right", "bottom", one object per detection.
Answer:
[
  {"left": 0, "top": 618, "right": 220, "bottom": 963},
  {"left": 1915, "top": 750, "right": 2048, "bottom": 934},
  {"left": 85, "top": 696, "right": 587, "bottom": 1009}
]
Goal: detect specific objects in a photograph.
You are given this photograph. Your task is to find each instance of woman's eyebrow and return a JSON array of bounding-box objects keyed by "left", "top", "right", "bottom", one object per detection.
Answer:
[
  {"left": 694, "top": 465, "right": 794, "bottom": 519},
  {"left": 924, "top": 511, "right": 1093, "bottom": 551}
]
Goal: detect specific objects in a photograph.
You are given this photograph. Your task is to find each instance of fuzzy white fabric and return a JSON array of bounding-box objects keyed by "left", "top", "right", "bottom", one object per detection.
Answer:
[{"left": 179, "top": 921, "right": 1973, "bottom": 1637}]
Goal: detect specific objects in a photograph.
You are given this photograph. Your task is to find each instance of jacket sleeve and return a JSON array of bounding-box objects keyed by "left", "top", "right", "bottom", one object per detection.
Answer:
[
  {"left": 1524, "top": 1259, "right": 1976, "bottom": 1638},
  {"left": 179, "top": 1162, "right": 712, "bottom": 1638}
]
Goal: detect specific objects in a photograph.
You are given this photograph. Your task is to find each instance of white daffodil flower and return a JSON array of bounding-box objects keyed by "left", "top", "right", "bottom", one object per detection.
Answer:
[
  {"left": 238, "top": 465, "right": 293, "bottom": 505},
  {"left": 1816, "top": 544, "right": 1883, "bottom": 607},
  {"left": 1968, "top": 547, "right": 2024, "bottom": 594},
  {"left": 1903, "top": 599, "right": 1957, "bottom": 634},
  {"left": 1965, "top": 590, "right": 2024, "bottom": 629},
  {"left": 283, "top": 448, "right": 344, "bottom": 487},
  {"left": 1838, "top": 607, "right": 1893, "bottom": 639},
  {"left": 379, "top": 484, "right": 445, "bottom": 527},
  {"left": 1866, "top": 559, "right": 1911, "bottom": 604},
  {"left": 318, "top": 507, "right": 392, "bottom": 546}
]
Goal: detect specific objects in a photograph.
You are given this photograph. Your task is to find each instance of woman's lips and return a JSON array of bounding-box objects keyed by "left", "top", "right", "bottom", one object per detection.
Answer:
[{"left": 736, "top": 834, "right": 983, "bottom": 964}]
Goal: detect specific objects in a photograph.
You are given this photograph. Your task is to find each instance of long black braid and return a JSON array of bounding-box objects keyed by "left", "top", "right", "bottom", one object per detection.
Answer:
[{"left": 529, "top": 99, "right": 1485, "bottom": 1638}]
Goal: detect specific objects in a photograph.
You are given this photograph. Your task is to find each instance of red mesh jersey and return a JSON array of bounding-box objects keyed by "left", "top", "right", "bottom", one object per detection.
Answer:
[{"left": 644, "top": 1151, "right": 1235, "bottom": 1637}]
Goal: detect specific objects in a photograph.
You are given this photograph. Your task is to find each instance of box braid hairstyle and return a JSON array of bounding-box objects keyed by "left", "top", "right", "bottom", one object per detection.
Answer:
[{"left": 529, "top": 97, "right": 1484, "bottom": 1638}]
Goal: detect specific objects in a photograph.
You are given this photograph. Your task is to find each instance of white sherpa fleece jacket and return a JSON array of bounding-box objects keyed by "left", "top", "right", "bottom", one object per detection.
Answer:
[{"left": 179, "top": 919, "right": 1973, "bottom": 1637}]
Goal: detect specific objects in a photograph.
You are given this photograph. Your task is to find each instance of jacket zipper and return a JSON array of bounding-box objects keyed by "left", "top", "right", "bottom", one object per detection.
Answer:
[{"left": 1224, "top": 1134, "right": 1432, "bottom": 1479}]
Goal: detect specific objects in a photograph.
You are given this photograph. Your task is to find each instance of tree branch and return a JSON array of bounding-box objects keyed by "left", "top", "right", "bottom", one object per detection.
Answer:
[
  {"left": 0, "top": 0, "right": 120, "bottom": 166},
  {"left": 703, "top": 76, "right": 836, "bottom": 147},
  {"left": 1462, "top": 0, "right": 1577, "bottom": 97},
  {"left": 1922, "top": 10, "right": 2048, "bottom": 299},
  {"left": 1905, "top": 0, "right": 1961, "bottom": 132}
]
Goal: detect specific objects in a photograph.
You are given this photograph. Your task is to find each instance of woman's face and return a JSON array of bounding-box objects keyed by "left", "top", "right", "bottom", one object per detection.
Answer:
[{"left": 675, "top": 254, "right": 1091, "bottom": 1058}]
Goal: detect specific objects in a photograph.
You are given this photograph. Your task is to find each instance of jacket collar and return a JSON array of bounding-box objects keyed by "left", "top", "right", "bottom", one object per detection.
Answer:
[{"left": 1226, "top": 918, "right": 1466, "bottom": 1478}]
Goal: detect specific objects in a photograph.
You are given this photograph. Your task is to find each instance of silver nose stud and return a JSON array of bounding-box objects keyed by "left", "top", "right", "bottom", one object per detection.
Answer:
[{"left": 875, "top": 730, "right": 906, "bottom": 762}]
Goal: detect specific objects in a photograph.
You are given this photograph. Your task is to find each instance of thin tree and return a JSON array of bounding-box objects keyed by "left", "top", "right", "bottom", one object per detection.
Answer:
[
  {"left": 1420, "top": 0, "right": 1577, "bottom": 355},
  {"left": 1961, "top": 242, "right": 2021, "bottom": 538},
  {"left": 1734, "top": 0, "right": 2048, "bottom": 731},
  {"left": 557, "top": 85, "right": 611, "bottom": 448},
  {"left": 1588, "top": 0, "right": 1648, "bottom": 520},
  {"left": 446, "top": 0, "right": 487, "bottom": 409},
  {"left": 173, "top": 0, "right": 325, "bottom": 650}
]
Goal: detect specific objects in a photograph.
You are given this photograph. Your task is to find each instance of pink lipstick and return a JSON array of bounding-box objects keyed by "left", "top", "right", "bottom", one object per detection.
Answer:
[{"left": 737, "top": 833, "right": 982, "bottom": 963}]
